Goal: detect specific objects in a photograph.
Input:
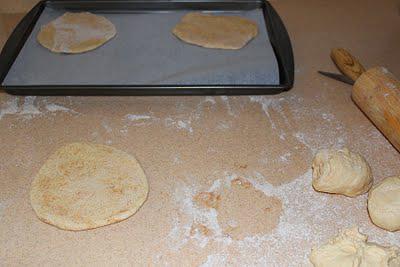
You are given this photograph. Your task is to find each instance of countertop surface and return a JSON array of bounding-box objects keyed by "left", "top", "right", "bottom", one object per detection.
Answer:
[{"left": 1, "top": 0, "right": 399, "bottom": 266}]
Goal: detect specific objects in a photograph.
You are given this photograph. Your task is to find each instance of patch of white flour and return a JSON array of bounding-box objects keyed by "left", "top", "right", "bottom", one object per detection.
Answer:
[
  {"left": 199, "top": 254, "right": 228, "bottom": 267},
  {"left": 45, "top": 103, "right": 76, "bottom": 113},
  {"left": 125, "top": 114, "right": 152, "bottom": 121},
  {"left": 102, "top": 121, "right": 113, "bottom": 133},
  {"left": 220, "top": 96, "right": 236, "bottom": 117},
  {"left": 123, "top": 114, "right": 158, "bottom": 128},
  {"left": 0, "top": 96, "right": 78, "bottom": 120},
  {"left": 20, "top": 96, "right": 41, "bottom": 115},
  {"left": 248, "top": 95, "right": 293, "bottom": 134},
  {"left": 165, "top": 118, "right": 193, "bottom": 133},
  {"left": 386, "top": 82, "right": 397, "bottom": 90},
  {"left": 160, "top": 169, "right": 399, "bottom": 266},
  {"left": 0, "top": 98, "right": 19, "bottom": 119}
]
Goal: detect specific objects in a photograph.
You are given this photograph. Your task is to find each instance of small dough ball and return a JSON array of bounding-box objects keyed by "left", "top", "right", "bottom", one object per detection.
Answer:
[
  {"left": 312, "top": 148, "right": 373, "bottom": 197},
  {"left": 368, "top": 176, "right": 400, "bottom": 232},
  {"left": 310, "top": 227, "right": 400, "bottom": 267}
]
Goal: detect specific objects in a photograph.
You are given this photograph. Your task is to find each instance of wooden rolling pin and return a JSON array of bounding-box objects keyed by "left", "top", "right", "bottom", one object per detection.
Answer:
[{"left": 331, "top": 48, "right": 400, "bottom": 152}]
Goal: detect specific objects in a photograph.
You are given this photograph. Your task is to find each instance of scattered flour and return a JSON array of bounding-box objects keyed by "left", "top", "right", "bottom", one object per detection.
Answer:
[
  {"left": 249, "top": 96, "right": 277, "bottom": 129},
  {"left": 162, "top": 169, "right": 399, "bottom": 266},
  {"left": 172, "top": 154, "right": 182, "bottom": 165},
  {"left": 165, "top": 117, "right": 193, "bottom": 133},
  {"left": 0, "top": 96, "right": 78, "bottom": 120},
  {"left": 101, "top": 121, "right": 113, "bottom": 133},
  {"left": 20, "top": 96, "right": 41, "bottom": 115},
  {"left": 125, "top": 114, "right": 152, "bottom": 121},
  {"left": 279, "top": 152, "right": 292, "bottom": 163},
  {"left": 122, "top": 97, "right": 217, "bottom": 133},
  {"left": 199, "top": 254, "right": 228, "bottom": 267},
  {"left": 216, "top": 121, "right": 231, "bottom": 130},
  {"left": 204, "top": 96, "right": 216, "bottom": 105},
  {"left": 294, "top": 132, "right": 315, "bottom": 153},
  {"left": 386, "top": 82, "right": 396, "bottom": 90},
  {"left": 0, "top": 98, "right": 19, "bottom": 120},
  {"left": 220, "top": 96, "right": 236, "bottom": 117},
  {"left": 321, "top": 112, "right": 335, "bottom": 121},
  {"left": 45, "top": 103, "right": 76, "bottom": 113},
  {"left": 248, "top": 96, "right": 292, "bottom": 133}
]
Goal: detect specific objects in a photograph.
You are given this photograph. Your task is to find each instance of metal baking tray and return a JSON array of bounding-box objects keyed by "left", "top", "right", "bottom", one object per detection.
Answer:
[{"left": 0, "top": 0, "right": 294, "bottom": 95}]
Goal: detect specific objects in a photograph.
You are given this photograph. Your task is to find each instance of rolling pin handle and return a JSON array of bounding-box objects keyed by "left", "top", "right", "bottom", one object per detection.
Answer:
[
  {"left": 352, "top": 67, "right": 400, "bottom": 152},
  {"left": 330, "top": 48, "right": 366, "bottom": 82}
]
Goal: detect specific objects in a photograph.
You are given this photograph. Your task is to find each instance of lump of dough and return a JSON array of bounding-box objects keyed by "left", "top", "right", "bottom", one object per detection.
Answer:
[
  {"left": 368, "top": 176, "right": 400, "bottom": 232},
  {"left": 30, "top": 143, "right": 148, "bottom": 231},
  {"left": 172, "top": 12, "right": 258, "bottom": 50},
  {"left": 310, "top": 227, "right": 400, "bottom": 267},
  {"left": 312, "top": 148, "right": 373, "bottom": 197},
  {"left": 37, "top": 12, "right": 116, "bottom": 53}
]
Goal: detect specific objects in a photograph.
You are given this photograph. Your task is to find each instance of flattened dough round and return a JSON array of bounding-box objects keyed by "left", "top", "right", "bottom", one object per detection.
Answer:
[
  {"left": 37, "top": 12, "right": 116, "bottom": 53},
  {"left": 310, "top": 228, "right": 400, "bottom": 267},
  {"left": 172, "top": 12, "right": 258, "bottom": 49},
  {"left": 312, "top": 148, "right": 373, "bottom": 197},
  {"left": 30, "top": 143, "right": 148, "bottom": 231},
  {"left": 368, "top": 176, "right": 400, "bottom": 232}
]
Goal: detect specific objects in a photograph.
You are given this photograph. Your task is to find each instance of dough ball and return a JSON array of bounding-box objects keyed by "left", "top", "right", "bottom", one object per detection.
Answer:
[
  {"left": 30, "top": 143, "right": 148, "bottom": 231},
  {"left": 37, "top": 12, "right": 116, "bottom": 53},
  {"left": 368, "top": 176, "right": 400, "bottom": 232},
  {"left": 310, "top": 227, "right": 400, "bottom": 267},
  {"left": 312, "top": 148, "right": 373, "bottom": 197},
  {"left": 172, "top": 12, "right": 258, "bottom": 50}
]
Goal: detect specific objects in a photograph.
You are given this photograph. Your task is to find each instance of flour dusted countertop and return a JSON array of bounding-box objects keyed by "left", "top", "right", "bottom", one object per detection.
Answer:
[{"left": 1, "top": 0, "right": 399, "bottom": 266}]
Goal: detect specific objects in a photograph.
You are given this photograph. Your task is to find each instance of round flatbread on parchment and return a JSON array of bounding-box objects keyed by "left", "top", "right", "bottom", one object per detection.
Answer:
[
  {"left": 30, "top": 143, "right": 148, "bottom": 231},
  {"left": 37, "top": 12, "right": 116, "bottom": 53},
  {"left": 172, "top": 12, "right": 258, "bottom": 50}
]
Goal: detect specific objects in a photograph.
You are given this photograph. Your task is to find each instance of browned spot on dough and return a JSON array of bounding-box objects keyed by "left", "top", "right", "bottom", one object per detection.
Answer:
[
  {"left": 193, "top": 192, "right": 220, "bottom": 209},
  {"left": 38, "top": 176, "right": 52, "bottom": 190},
  {"left": 73, "top": 213, "right": 84, "bottom": 223},
  {"left": 70, "top": 146, "right": 81, "bottom": 155},
  {"left": 54, "top": 205, "right": 68, "bottom": 216},
  {"left": 190, "top": 223, "right": 212, "bottom": 237},
  {"left": 118, "top": 209, "right": 129, "bottom": 214},
  {"left": 42, "top": 193, "right": 56, "bottom": 207},
  {"left": 109, "top": 208, "right": 129, "bottom": 218},
  {"left": 58, "top": 159, "right": 85, "bottom": 176},
  {"left": 231, "top": 177, "right": 252, "bottom": 188},
  {"left": 73, "top": 190, "right": 93, "bottom": 202},
  {"left": 234, "top": 163, "right": 248, "bottom": 169},
  {"left": 216, "top": 180, "right": 282, "bottom": 240},
  {"left": 73, "top": 212, "right": 96, "bottom": 227},
  {"left": 111, "top": 186, "right": 124, "bottom": 195}
]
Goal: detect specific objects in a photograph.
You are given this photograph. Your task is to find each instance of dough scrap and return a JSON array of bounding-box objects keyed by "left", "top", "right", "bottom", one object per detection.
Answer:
[
  {"left": 312, "top": 148, "right": 373, "bottom": 197},
  {"left": 30, "top": 143, "right": 148, "bottom": 231},
  {"left": 37, "top": 12, "right": 116, "bottom": 53},
  {"left": 368, "top": 176, "right": 400, "bottom": 232},
  {"left": 310, "top": 228, "right": 400, "bottom": 267},
  {"left": 172, "top": 12, "right": 258, "bottom": 50}
]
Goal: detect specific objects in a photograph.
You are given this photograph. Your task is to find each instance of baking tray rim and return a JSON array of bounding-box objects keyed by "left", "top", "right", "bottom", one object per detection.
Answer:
[{"left": 0, "top": 0, "right": 294, "bottom": 95}]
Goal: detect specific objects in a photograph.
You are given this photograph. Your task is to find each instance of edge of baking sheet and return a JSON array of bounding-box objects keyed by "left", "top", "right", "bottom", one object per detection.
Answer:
[{"left": 0, "top": 0, "right": 294, "bottom": 95}]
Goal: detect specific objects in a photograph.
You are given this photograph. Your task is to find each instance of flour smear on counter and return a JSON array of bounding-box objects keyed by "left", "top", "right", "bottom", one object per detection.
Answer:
[
  {"left": 0, "top": 96, "right": 77, "bottom": 119},
  {"left": 156, "top": 170, "right": 399, "bottom": 266},
  {"left": 1, "top": 93, "right": 398, "bottom": 265}
]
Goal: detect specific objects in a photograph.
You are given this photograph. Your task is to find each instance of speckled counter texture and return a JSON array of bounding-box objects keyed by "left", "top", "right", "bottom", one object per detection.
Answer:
[{"left": 1, "top": 0, "right": 400, "bottom": 266}]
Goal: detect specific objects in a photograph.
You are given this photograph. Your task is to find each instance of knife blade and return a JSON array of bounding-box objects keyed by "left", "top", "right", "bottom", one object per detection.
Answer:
[{"left": 318, "top": 71, "right": 355, "bottom": 85}]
